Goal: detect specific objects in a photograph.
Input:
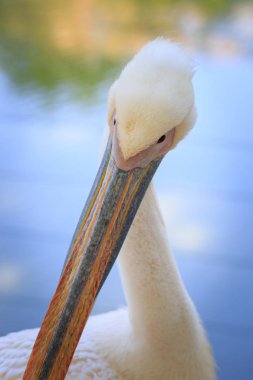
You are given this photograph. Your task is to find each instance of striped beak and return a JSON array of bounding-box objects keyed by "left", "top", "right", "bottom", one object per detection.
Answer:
[{"left": 23, "top": 136, "right": 162, "bottom": 380}]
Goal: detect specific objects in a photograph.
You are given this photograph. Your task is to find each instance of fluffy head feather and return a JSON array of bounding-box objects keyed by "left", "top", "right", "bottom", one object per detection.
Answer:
[{"left": 108, "top": 38, "right": 196, "bottom": 160}]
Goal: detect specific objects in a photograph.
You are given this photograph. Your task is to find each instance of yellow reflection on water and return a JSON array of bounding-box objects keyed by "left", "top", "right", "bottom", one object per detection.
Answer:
[{"left": 0, "top": 0, "right": 252, "bottom": 95}]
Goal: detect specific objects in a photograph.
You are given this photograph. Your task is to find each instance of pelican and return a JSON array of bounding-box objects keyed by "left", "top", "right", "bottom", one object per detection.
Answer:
[{"left": 0, "top": 38, "right": 216, "bottom": 380}]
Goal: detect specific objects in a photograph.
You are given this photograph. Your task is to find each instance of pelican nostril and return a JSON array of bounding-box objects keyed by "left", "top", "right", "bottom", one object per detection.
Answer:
[{"left": 157, "top": 135, "right": 166, "bottom": 144}]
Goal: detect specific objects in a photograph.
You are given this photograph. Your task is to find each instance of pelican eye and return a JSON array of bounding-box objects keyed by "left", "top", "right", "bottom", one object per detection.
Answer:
[
  {"left": 113, "top": 117, "right": 117, "bottom": 126},
  {"left": 157, "top": 135, "right": 166, "bottom": 144}
]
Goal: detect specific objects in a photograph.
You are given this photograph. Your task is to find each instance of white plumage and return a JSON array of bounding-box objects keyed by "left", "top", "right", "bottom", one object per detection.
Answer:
[{"left": 0, "top": 38, "right": 216, "bottom": 380}]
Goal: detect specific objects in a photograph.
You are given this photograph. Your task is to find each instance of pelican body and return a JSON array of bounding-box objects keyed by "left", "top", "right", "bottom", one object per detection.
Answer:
[{"left": 0, "top": 38, "right": 216, "bottom": 380}]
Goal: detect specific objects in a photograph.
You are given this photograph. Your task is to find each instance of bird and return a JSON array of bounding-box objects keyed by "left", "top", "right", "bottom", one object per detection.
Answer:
[{"left": 0, "top": 38, "right": 216, "bottom": 380}]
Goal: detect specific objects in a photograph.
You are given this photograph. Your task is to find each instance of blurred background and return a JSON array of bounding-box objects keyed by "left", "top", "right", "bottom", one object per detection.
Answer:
[{"left": 0, "top": 0, "right": 253, "bottom": 379}]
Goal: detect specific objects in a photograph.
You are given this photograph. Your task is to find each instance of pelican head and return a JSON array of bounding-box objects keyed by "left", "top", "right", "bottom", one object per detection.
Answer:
[
  {"left": 24, "top": 38, "right": 196, "bottom": 380},
  {"left": 108, "top": 38, "right": 195, "bottom": 165}
]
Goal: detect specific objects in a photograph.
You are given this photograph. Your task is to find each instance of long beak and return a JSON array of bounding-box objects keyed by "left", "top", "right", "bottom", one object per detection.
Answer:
[{"left": 23, "top": 136, "right": 162, "bottom": 380}]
